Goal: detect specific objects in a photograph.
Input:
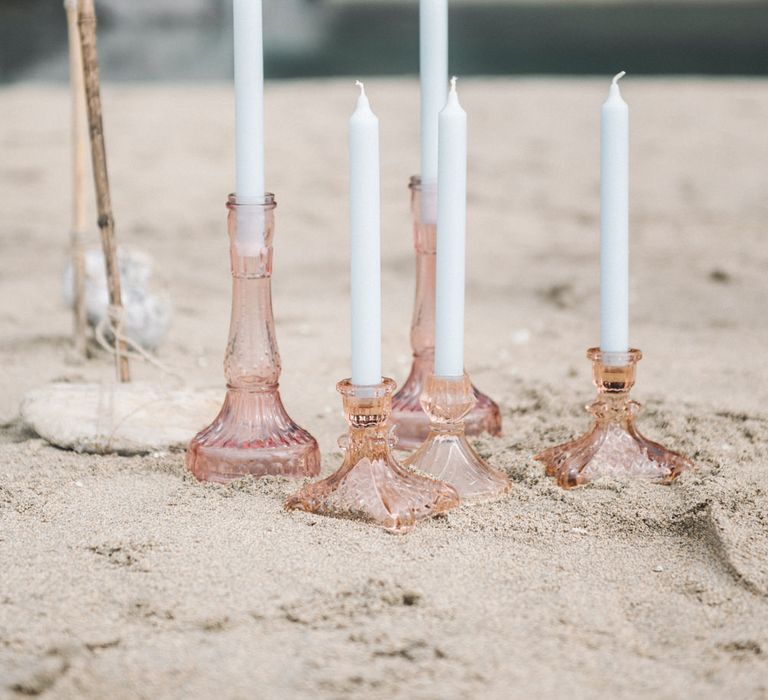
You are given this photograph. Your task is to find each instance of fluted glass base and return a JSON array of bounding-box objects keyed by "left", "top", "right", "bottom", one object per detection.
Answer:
[
  {"left": 536, "top": 418, "right": 692, "bottom": 489},
  {"left": 403, "top": 373, "right": 511, "bottom": 503},
  {"left": 187, "top": 386, "right": 320, "bottom": 484}
]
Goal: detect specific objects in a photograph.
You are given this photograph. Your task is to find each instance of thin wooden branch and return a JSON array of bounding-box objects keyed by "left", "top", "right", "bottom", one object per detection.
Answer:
[
  {"left": 77, "top": 0, "right": 130, "bottom": 382},
  {"left": 64, "top": 0, "right": 88, "bottom": 358}
]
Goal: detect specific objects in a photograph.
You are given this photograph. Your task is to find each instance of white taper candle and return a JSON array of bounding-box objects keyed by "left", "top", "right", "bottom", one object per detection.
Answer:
[
  {"left": 434, "top": 77, "right": 467, "bottom": 378},
  {"left": 600, "top": 71, "right": 629, "bottom": 353},
  {"left": 233, "top": 0, "right": 265, "bottom": 200},
  {"left": 349, "top": 82, "right": 382, "bottom": 387},
  {"left": 419, "top": 0, "right": 448, "bottom": 222}
]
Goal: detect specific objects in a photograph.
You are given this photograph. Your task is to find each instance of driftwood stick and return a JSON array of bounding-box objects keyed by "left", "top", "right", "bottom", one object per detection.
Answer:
[
  {"left": 65, "top": 0, "right": 88, "bottom": 358},
  {"left": 77, "top": 0, "right": 130, "bottom": 382}
]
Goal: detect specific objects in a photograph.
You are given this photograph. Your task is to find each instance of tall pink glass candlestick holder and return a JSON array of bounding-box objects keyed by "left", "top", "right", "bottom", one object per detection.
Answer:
[
  {"left": 535, "top": 348, "right": 693, "bottom": 489},
  {"left": 403, "top": 373, "right": 511, "bottom": 503},
  {"left": 391, "top": 177, "right": 502, "bottom": 450},
  {"left": 186, "top": 194, "right": 321, "bottom": 483},
  {"left": 285, "top": 378, "right": 460, "bottom": 533}
]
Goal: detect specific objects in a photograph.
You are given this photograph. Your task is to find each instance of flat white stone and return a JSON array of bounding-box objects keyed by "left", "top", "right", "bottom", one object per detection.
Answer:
[{"left": 20, "top": 382, "right": 222, "bottom": 455}]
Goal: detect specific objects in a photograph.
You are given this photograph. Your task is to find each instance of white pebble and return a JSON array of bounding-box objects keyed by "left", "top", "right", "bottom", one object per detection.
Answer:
[{"left": 63, "top": 247, "right": 172, "bottom": 350}]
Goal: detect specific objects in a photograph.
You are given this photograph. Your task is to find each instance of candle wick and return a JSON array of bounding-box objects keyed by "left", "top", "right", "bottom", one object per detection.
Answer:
[
  {"left": 355, "top": 80, "right": 366, "bottom": 97},
  {"left": 612, "top": 71, "right": 627, "bottom": 86},
  {"left": 450, "top": 76, "right": 458, "bottom": 93}
]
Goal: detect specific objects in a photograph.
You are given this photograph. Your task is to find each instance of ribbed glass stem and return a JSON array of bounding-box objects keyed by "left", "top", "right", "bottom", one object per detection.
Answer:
[
  {"left": 409, "top": 181, "right": 437, "bottom": 358},
  {"left": 224, "top": 194, "right": 281, "bottom": 390},
  {"left": 225, "top": 276, "right": 281, "bottom": 389}
]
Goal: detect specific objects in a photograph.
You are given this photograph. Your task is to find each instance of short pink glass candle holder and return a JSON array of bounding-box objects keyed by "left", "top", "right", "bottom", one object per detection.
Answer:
[
  {"left": 391, "top": 176, "right": 502, "bottom": 450},
  {"left": 403, "top": 373, "right": 512, "bottom": 503},
  {"left": 186, "top": 194, "right": 321, "bottom": 483},
  {"left": 535, "top": 348, "right": 693, "bottom": 489},
  {"left": 285, "top": 378, "right": 460, "bottom": 533}
]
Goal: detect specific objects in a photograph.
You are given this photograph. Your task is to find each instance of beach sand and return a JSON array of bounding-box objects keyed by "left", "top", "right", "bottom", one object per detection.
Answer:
[{"left": 1, "top": 78, "right": 767, "bottom": 698}]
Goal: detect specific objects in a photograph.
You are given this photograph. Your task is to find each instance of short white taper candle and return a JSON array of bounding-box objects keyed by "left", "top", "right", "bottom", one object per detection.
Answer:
[
  {"left": 349, "top": 82, "right": 382, "bottom": 387},
  {"left": 600, "top": 71, "right": 630, "bottom": 354},
  {"left": 434, "top": 77, "right": 467, "bottom": 379}
]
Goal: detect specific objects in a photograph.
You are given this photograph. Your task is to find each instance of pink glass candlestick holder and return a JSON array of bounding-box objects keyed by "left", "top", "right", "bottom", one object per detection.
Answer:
[
  {"left": 403, "top": 373, "right": 512, "bottom": 503},
  {"left": 285, "top": 378, "right": 460, "bottom": 533},
  {"left": 535, "top": 348, "right": 694, "bottom": 489},
  {"left": 391, "top": 176, "right": 501, "bottom": 450},
  {"left": 186, "top": 194, "right": 321, "bottom": 483}
]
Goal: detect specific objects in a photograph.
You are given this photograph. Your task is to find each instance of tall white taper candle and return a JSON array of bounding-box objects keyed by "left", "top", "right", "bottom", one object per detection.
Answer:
[
  {"left": 349, "top": 82, "right": 382, "bottom": 387},
  {"left": 600, "top": 71, "right": 629, "bottom": 353},
  {"left": 434, "top": 77, "right": 467, "bottom": 378},
  {"left": 233, "top": 0, "right": 265, "bottom": 199},
  {"left": 420, "top": 0, "right": 448, "bottom": 222}
]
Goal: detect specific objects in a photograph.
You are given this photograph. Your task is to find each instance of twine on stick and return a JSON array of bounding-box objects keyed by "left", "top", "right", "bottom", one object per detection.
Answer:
[
  {"left": 64, "top": 0, "right": 88, "bottom": 357},
  {"left": 77, "top": 0, "right": 130, "bottom": 382},
  {"left": 94, "top": 306, "right": 186, "bottom": 386}
]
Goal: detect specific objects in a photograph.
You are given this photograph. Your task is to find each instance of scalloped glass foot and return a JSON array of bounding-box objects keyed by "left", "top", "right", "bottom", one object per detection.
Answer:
[
  {"left": 392, "top": 355, "right": 501, "bottom": 451},
  {"left": 403, "top": 373, "right": 511, "bottom": 503},
  {"left": 187, "top": 387, "right": 321, "bottom": 484},
  {"left": 285, "top": 455, "right": 460, "bottom": 534},
  {"left": 285, "top": 378, "right": 460, "bottom": 533},
  {"left": 536, "top": 420, "right": 692, "bottom": 489},
  {"left": 535, "top": 347, "right": 693, "bottom": 489},
  {"left": 404, "top": 431, "right": 511, "bottom": 504}
]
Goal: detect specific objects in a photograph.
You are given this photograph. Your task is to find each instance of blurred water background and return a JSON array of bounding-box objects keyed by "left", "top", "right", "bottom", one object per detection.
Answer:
[{"left": 1, "top": 0, "right": 766, "bottom": 82}]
